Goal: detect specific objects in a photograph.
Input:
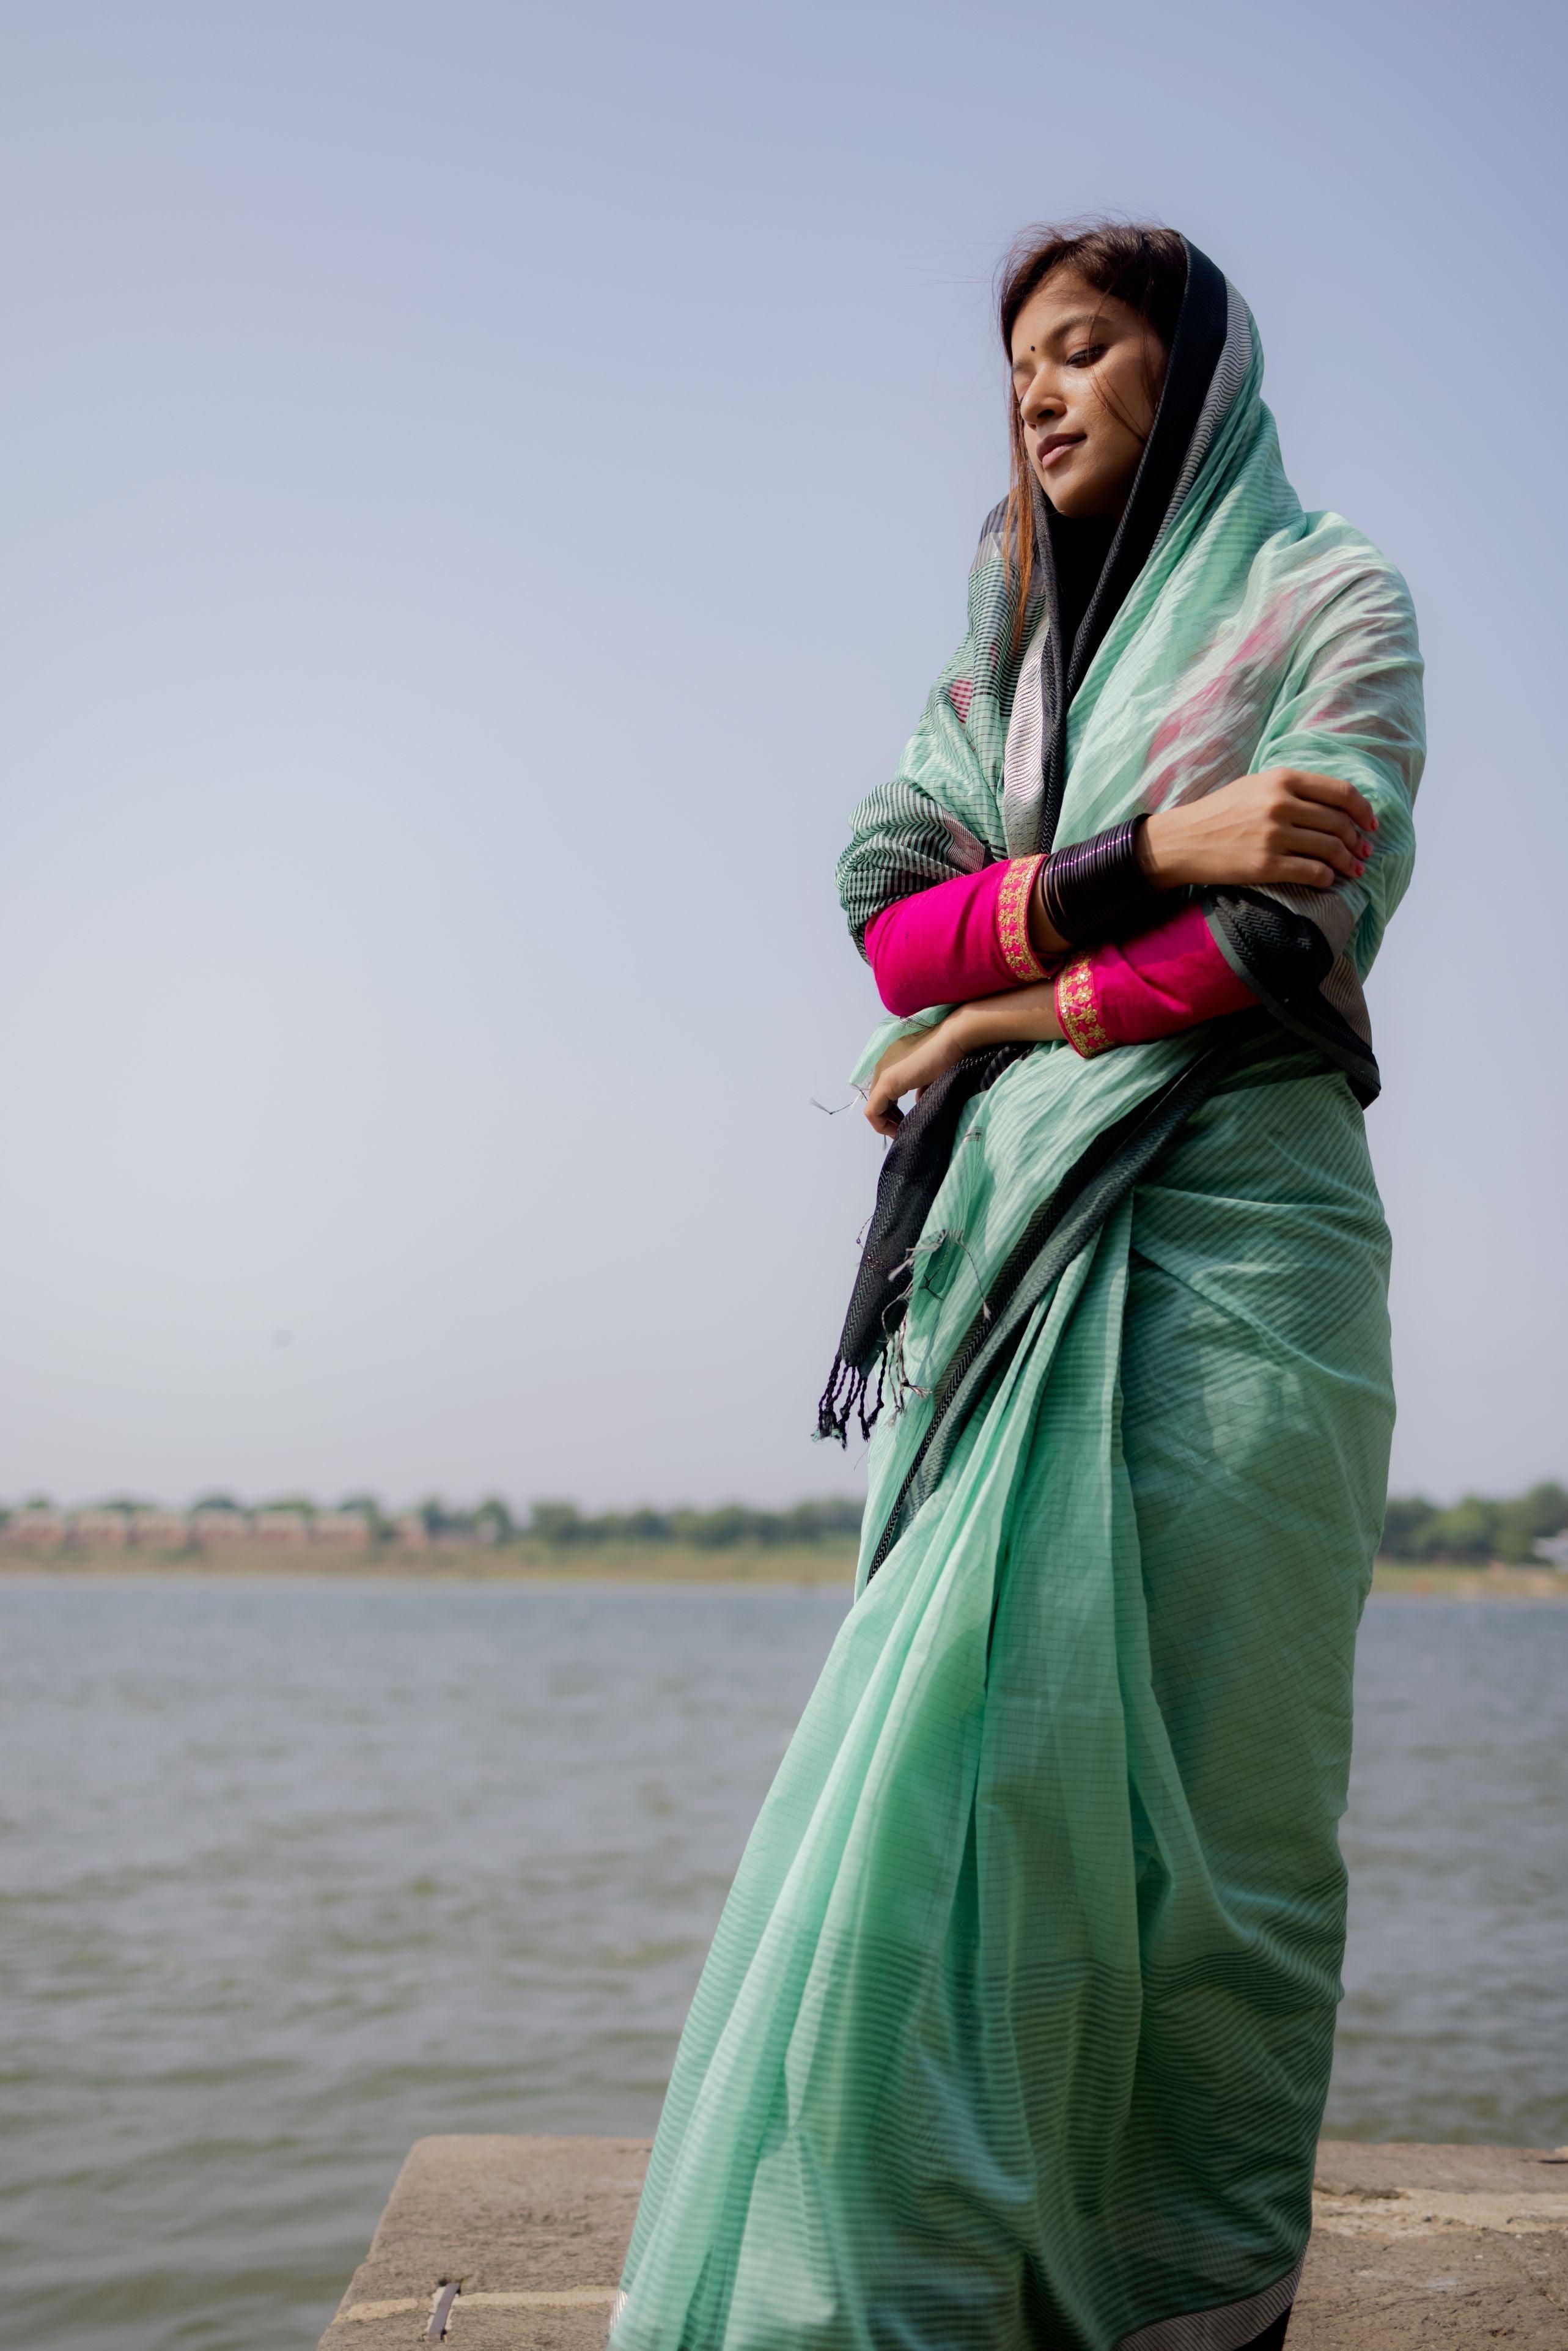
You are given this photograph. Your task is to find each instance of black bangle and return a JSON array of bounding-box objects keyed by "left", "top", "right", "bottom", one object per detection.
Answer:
[{"left": 1039, "top": 816, "right": 1167, "bottom": 948}]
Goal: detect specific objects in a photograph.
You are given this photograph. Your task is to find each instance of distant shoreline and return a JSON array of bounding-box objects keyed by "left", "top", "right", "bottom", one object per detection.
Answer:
[
  {"left": 0, "top": 1539, "right": 859, "bottom": 1584},
  {"left": 1, "top": 1547, "right": 1564, "bottom": 1598},
  {"left": 1367, "top": 1560, "right": 1566, "bottom": 1600}
]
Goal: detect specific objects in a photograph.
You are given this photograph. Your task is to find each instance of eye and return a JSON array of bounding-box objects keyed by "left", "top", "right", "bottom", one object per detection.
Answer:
[{"left": 1067, "top": 344, "right": 1106, "bottom": 369}]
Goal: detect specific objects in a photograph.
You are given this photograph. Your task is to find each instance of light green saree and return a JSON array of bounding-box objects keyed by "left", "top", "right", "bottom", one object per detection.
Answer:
[{"left": 613, "top": 256, "right": 1423, "bottom": 2351}]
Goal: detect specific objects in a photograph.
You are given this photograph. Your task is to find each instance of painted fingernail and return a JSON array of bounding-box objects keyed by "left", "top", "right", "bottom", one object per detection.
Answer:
[{"left": 1354, "top": 861, "right": 1365, "bottom": 875}]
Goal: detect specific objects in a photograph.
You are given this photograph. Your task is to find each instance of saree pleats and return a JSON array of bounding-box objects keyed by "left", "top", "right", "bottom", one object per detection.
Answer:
[{"left": 614, "top": 1063, "right": 1393, "bottom": 2351}]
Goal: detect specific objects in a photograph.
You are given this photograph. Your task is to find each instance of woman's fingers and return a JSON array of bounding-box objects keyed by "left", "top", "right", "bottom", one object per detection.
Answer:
[
  {"left": 865, "top": 1022, "right": 963, "bottom": 1133},
  {"left": 1285, "top": 799, "right": 1374, "bottom": 859},
  {"left": 864, "top": 1058, "right": 917, "bottom": 1135},
  {"left": 1276, "top": 824, "right": 1364, "bottom": 878},
  {"left": 1276, "top": 768, "right": 1378, "bottom": 836},
  {"left": 1289, "top": 800, "right": 1370, "bottom": 852},
  {"left": 1270, "top": 826, "right": 1384, "bottom": 886},
  {"left": 864, "top": 1078, "right": 904, "bottom": 1135},
  {"left": 1273, "top": 854, "right": 1340, "bottom": 889}
]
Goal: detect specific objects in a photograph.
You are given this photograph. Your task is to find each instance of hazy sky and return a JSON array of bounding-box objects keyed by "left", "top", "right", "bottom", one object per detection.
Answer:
[{"left": 1, "top": 0, "right": 1562, "bottom": 1512}]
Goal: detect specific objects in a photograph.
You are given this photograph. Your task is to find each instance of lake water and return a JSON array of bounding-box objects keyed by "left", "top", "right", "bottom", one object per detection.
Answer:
[{"left": 1, "top": 1578, "right": 1564, "bottom": 2351}]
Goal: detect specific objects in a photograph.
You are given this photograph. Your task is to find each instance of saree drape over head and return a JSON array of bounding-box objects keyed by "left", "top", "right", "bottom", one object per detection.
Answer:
[{"left": 613, "top": 243, "right": 1423, "bottom": 2351}]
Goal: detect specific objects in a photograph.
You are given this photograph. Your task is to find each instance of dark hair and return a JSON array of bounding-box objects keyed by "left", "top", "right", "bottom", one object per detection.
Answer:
[{"left": 997, "top": 222, "right": 1188, "bottom": 647}]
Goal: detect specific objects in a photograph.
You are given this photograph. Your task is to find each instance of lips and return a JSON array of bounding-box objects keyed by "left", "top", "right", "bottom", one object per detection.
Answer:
[{"left": 1037, "top": 433, "right": 1085, "bottom": 471}]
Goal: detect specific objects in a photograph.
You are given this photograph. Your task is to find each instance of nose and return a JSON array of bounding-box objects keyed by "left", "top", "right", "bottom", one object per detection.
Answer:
[{"left": 1018, "top": 366, "right": 1061, "bottom": 432}]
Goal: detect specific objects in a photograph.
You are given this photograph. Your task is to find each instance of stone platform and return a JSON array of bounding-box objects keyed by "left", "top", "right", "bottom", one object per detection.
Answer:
[{"left": 319, "top": 2136, "right": 1568, "bottom": 2347}]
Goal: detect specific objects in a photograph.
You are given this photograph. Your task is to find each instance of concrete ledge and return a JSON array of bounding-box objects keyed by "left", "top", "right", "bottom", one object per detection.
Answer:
[
  {"left": 1297, "top": 2141, "right": 1568, "bottom": 2346},
  {"left": 321, "top": 2136, "right": 1568, "bottom": 2347},
  {"left": 321, "top": 2136, "right": 649, "bottom": 2349}
]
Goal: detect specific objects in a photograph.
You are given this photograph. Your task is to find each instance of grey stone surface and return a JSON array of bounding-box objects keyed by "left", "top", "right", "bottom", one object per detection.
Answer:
[
  {"left": 320, "top": 2135, "right": 649, "bottom": 2345},
  {"left": 321, "top": 2136, "right": 1568, "bottom": 2347},
  {"left": 1301, "top": 2141, "right": 1568, "bottom": 2345},
  {"left": 1294, "top": 2229, "right": 1568, "bottom": 2347},
  {"left": 1314, "top": 2140, "right": 1568, "bottom": 2198}
]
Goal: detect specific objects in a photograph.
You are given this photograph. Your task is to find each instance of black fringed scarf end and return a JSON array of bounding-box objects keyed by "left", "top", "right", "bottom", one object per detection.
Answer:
[
  {"left": 816, "top": 1352, "right": 888, "bottom": 1448},
  {"left": 814, "top": 1043, "right": 1028, "bottom": 1449}
]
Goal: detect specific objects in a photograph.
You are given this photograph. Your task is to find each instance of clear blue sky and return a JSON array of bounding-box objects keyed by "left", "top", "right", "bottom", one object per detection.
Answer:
[{"left": 1, "top": 0, "right": 1562, "bottom": 1511}]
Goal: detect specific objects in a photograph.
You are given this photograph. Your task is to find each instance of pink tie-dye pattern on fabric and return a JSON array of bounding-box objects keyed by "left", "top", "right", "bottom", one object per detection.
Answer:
[
  {"left": 1139, "top": 608, "right": 1295, "bottom": 811},
  {"left": 1136, "top": 556, "right": 1377, "bottom": 814}
]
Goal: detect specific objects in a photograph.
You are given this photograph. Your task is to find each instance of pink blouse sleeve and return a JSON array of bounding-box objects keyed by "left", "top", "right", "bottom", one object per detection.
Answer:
[
  {"left": 864, "top": 858, "right": 1049, "bottom": 1015},
  {"left": 1055, "top": 900, "right": 1256, "bottom": 1056}
]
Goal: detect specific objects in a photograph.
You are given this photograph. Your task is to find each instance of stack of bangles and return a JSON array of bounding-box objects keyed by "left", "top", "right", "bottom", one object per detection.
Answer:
[
  {"left": 1037, "top": 814, "right": 1205, "bottom": 1059},
  {"left": 1037, "top": 814, "right": 1168, "bottom": 948}
]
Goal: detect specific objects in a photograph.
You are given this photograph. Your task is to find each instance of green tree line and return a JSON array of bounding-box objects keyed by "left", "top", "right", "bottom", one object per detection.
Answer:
[
  {"left": 520, "top": 1499, "right": 864, "bottom": 1548},
  {"left": 202, "top": 1495, "right": 867, "bottom": 1547},
  {"left": 1378, "top": 1482, "right": 1568, "bottom": 1565},
  {"left": 7, "top": 1486, "right": 1564, "bottom": 1561}
]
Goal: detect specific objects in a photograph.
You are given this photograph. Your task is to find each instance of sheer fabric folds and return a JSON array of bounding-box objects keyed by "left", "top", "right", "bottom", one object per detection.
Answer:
[{"left": 613, "top": 242, "right": 1423, "bottom": 2351}]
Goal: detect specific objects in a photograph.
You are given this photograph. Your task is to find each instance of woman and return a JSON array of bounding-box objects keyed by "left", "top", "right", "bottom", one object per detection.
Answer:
[{"left": 613, "top": 226, "right": 1422, "bottom": 2351}]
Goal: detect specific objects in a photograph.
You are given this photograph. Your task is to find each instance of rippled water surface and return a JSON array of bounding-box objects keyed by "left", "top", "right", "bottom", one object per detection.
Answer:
[{"left": 1, "top": 1578, "right": 1564, "bottom": 2351}]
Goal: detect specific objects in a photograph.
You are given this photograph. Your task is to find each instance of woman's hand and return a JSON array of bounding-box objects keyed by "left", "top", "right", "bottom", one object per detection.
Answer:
[
  {"left": 863, "top": 1015, "right": 977, "bottom": 1137},
  {"left": 863, "top": 982, "right": 1065, "bottom": 1137},
  {"left": 1138, "top": 769, "right": 1377, "bottom": 893}
]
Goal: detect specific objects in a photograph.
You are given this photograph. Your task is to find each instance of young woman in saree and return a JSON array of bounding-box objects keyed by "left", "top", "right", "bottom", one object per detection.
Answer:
[{"left": 611, "top": 225, "right": 1423, "bottom": 2351}]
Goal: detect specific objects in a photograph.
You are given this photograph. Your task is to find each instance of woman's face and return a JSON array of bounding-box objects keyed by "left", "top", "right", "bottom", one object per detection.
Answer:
[{"left": 1009, "top": 269, "right": 1168, "bottom": 520}]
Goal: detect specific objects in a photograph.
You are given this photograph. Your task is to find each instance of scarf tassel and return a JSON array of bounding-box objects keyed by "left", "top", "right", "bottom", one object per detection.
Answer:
[{"left": 815, "top": 1353, "right": 886, "bottom": 1448}]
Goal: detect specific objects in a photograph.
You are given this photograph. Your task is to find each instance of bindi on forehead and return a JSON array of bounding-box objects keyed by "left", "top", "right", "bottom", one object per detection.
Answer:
[{"left": 1012, "top": 306, "right": 1108, "bottom": 364}]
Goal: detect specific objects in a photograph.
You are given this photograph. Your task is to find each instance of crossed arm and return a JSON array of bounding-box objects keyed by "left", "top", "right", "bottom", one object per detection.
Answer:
[{"left": 862, "top": 767, "right": 1377, "bottom": 1136}]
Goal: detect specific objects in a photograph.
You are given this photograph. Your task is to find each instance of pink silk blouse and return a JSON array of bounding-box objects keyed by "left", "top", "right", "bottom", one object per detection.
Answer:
[{"left": 863, "top": 856, "right": 1256, "bottom": 1057}]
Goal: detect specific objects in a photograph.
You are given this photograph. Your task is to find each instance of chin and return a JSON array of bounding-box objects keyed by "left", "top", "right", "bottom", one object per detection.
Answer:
[{"left": 1042, "top": 473, "right": 1117, "bottom": 521}]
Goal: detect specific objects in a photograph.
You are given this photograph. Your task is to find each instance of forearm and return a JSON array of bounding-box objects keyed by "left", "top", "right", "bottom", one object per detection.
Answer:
[
  {"left": 861, "top": 919, "right": 1248, "bottom": 1138},
  {"left": 1023, "top": 770, "right": 1381, "bottom": 965},
  {"left": 954, "top": 905, "right": 1256, "bottom": 1058},
  {"left": 944, "top": 981, "right": 1065, "bottom": 1053},
  {"left": 861, "top": 979, "right": 1062, "bottom": 1133}
]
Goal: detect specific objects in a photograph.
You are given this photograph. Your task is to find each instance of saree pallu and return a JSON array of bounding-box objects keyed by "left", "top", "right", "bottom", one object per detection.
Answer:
[
  {"left": 613, "top": 246, "right": 1420, "bottom": 2351},
  {"left": 613, "top": 1045, "right": 1389, "bottom": 2351}
]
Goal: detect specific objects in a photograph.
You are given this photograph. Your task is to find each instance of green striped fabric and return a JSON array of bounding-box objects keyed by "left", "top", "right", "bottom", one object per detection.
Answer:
[{"left": 613, "top": 292, "right": 1422, "bottom": 2350}]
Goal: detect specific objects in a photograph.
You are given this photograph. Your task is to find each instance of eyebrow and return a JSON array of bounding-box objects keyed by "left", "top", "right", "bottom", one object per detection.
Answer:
[{"left": 1012, "top": 311, "right": 1106, "bottom": 364}]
